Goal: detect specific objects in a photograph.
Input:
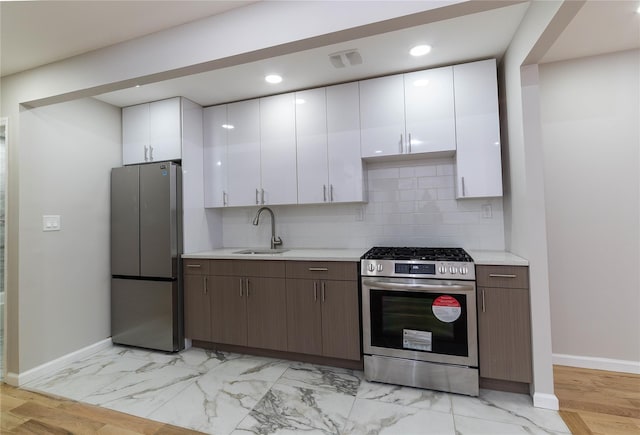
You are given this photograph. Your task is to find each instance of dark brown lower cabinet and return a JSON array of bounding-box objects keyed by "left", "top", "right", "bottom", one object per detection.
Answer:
[
  {"left": 246, "top": 277, "right": 288, "bottom": 351},
  {"left": 286, "top": 278, "right": 360, "bottom": 361},
  {"left": 184, "top": 274, "right": 211, "bottom": 342},
  {"left": 477, "top": 286, "right": 533, "bottom": 383},
  {"left": 210, "top": 275, "right": 247, "bottom": 346}
]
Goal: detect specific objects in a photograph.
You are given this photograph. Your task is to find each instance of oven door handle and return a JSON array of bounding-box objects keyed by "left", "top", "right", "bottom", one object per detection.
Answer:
[{"left": 362, "top": 279, "right": 474, "bottom": 293}]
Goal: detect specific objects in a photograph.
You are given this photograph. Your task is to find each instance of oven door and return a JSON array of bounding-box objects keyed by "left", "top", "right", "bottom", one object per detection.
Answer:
[{"left": 362, "top": 277, "right": 477, "bottom": 367}]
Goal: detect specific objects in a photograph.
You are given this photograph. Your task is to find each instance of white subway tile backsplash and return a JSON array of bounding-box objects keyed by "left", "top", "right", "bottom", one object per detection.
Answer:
[{"left": 220, "top": 157, "right": 505, "bottom": 251}]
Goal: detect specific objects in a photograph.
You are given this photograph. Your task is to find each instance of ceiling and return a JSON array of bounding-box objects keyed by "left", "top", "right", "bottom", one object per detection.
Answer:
[{"left": 2, "top": 1, "right": 639, "bottom": 108}]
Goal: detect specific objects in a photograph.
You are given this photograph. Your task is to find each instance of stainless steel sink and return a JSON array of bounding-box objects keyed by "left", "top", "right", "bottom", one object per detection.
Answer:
[{"left": 232, "top": 249, "right": 289, "bottom": 255}]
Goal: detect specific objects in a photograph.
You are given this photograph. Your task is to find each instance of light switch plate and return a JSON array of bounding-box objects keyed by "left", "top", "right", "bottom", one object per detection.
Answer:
[
  {"left": 481, "top": 204, "right": 492, "bottom": 219},
  {"left": 43, "top": 215, "right": 61, "bottom": 231}
]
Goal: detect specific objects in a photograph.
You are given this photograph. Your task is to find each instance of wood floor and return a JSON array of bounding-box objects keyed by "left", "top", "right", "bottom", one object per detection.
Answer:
[
  {"left": 554, "top": 365, "right": 640, "bottom": 435},
  {"left": 1, "top": 366, "right": 638, "bottom": 434}
]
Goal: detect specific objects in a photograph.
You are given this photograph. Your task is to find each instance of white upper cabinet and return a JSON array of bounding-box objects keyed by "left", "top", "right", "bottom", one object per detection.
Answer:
[
  {"left": 360, "top": 67, "right": 455, "bottom": 158},
  {"left": 453, "top": 59, "right": 503, "bottom": 198},
  {"left": 326, "top": 82, "right": 364, "bottom": 203},
  {"left": 404, "top": 67, "right": 456, "bottom": 154},
  {"left": 203, "top": 105, "right": 228, "bottom": 208},
  {"left": 226, "top": 99, "right": 261, "bottom": 207},
  {"left": 260, "top": 93, "right": 298, "bottom": 205},
  {"left": 122, "top": 97, "right": 182, "bottom": 165},
  {"left": 360, "top": 74, "right": 405, "bottom": 158},
  {"left": 296, "top": 88, "right": 329, "bottom": 204}
]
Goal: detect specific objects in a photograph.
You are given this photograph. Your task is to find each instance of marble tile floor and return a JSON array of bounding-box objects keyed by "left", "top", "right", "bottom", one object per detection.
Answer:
[{"left": 22, "top": 345, "right": 571, "bottom": 435}]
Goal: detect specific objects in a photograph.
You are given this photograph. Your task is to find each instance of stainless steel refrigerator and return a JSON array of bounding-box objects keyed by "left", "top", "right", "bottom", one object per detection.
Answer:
[{"left": 110, "top": 162, "right": 183, "bottom": 352}]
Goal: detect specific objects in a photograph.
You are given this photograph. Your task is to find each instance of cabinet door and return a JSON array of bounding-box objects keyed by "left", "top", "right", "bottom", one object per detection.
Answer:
[
  {"left": 246, "top": 277, "right": 288, "bottom": 351},
  {"left": 210, "top": 275, "right": 247, "bottom": 346},
  {"left": 360, "top": 74, "right": 405, "bottom": 158},
  {"left": 286, "top": 279, "right": 322, "bottom": 355},
  {"left": 321, "top": 280, "right": 360, "bottom": 360},
  {"left": 227, "top": 100, "right": 261, "bottom": 207},
  {"left": 184, "top": 275, "right": 211, "bottom": 341},
  {"left": 404, "top": 67, "right": 456, "bottom": 154},
  {"left": 203, "top": 105, "right": 228, "bottom": 207},
  {"left": 122, "top": 103, "right": 149, "bottom": 165},
  {"left": 260, "top": 94, "right": 298, "bottom": 205},
  {"left": 327, "top": 82, "right": 364, "bottom": 203},
  {"left": 296, "top": 88, "right": 329, "bottom": 204},
  {"left": 454, "top": 59, "right": 502, "bottom": 198},
  {"left": 149, "top": 97, "right": 182, "bottom": 162},
  {"left": 478, "top": 287, "right": 532, "bottom": 382}
]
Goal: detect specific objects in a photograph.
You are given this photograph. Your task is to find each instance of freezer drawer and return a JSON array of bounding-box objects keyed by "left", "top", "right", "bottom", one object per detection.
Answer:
[{"left": 111, "top": 278, "right": 182, "bottom": 352}]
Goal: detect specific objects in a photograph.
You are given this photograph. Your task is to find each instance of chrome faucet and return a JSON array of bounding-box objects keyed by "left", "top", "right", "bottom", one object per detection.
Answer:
[{"left": 252, "top": 207, "right": 283, "bottom": 250}]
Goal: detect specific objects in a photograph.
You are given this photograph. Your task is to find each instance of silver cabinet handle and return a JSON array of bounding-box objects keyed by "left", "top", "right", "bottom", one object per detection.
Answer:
[
  {"left": 321, "top": 281, "right": 326, "bottom": 302},
  {"left": 330, "top": 184, "right": 334, "bottom": 202},
  {"left": 489, "top": 274, "right": 517, "bottom": 278},
  {"left": 186, "top": 264, "right": 201, "bottom": 268},
  {"left": 149, "top": 145, "right": 154, "bottom": 161},
  {"left": 399, "top": 134, "right": 403, "bottom": 154},
  {"left": 261, "top": 189, "right": 265, "bottom": 205},
  {"left": 255, "top": 189, "right": 259, "bottom": 205},
  {"left": 204, "top": 276, "right": 208, "bottom": 295},
  {"left": 246, "top": 278, "right": 251, "bottom": 297},
  {"left": 323, "top": 185, "right": 327, "bottom": 202},
  {"left": 408, "top": 133, "right": 412, "bottom": 153},
  {"left": 461, "top": 176, "right": 466, "bottom": 197},
  {"left": 308, "top": 267, "right": 328, "bottom": 271},
  {"left": 223, "top": 191, "right": 228, "bottom": 206},
  {"left": 314, "top": 281, "right": 318, "bottom": 301},
  {"left": 240, "top": 278, "right": 243, "bottom": 297},
  {"left": 144, "top": 145, "right": 149, "bottom": 161},
  {"left": 482, "top": 289, "right": 485, "bottom": 313}
]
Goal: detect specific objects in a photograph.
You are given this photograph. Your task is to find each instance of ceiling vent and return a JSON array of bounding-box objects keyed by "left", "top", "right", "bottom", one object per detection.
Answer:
[{"left": 329, "top": 49, "right": 362, "bottom": 68}]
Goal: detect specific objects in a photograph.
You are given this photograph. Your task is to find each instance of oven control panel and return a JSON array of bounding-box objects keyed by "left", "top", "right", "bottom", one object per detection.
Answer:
[{"left": 361, "top": 259, "right": 475, "bottom": 280}]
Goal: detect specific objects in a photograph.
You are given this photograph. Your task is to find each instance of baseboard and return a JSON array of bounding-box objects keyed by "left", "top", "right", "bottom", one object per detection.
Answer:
[
  {"left": 533, "top": 392, "right": 559, "bottom": 410},
  {"left": 553, "top": 353, "right": 640, "bottom": 374},
  {"left": 5, "top": 337, "right": 113, "bottom": 387}
]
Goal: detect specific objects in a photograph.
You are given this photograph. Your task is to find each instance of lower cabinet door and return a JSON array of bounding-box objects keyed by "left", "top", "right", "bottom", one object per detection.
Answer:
[
  {"left": 286, "top": 279, "right": 322, "bottom": 355},
  {"left": 321, "top": 280, "right": 361, "bottom": 360},
  {"left": 184, "top": 275, "right": 211, "bottom": 342},
  {"left": 246, "top": 277, "right": 288, "bottom": 351},
  {"left": 211, "top": 276, "right": 247, "bottom": 346}
]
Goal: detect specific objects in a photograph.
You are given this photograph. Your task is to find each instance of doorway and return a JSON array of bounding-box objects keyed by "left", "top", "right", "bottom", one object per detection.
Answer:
[{"left": 0, "top": 118, "right": 7, "bottom": 380}]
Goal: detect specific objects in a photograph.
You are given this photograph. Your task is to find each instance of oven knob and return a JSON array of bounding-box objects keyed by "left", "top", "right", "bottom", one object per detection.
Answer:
[
  {"left": 449, "top": 266, "right": 457, "bottom": 274},
  {"left": 438, "top": 265, "right": 446, "bottom": 274},
  {"left": 377, "top": 264, "right": 383, "bottom": 272},
  {"left": 368, "top": 263, "right": 375, "bottom": 272},
  {"left": 460, "top": 266, "right": 467, "bottom": 275}
]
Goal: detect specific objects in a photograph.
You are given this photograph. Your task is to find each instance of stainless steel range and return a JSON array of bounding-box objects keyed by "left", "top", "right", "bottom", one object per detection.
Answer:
[{"left": 361, "top": 247, "right": 478, "bottom": 396}]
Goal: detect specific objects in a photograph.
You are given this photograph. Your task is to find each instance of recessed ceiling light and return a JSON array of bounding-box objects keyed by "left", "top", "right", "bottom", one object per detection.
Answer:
[
  {"left": 409, "top": 45, "right": 432, "bottom": 57},
  {"left": 265, "top": 74, "right": 283, "bottom": 84}
]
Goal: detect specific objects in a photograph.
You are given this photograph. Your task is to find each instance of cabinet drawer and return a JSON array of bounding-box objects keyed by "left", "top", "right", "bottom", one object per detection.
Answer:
[
  {"left": 476, "top": 265, "right": 529, "bottom": 289},
  {"left": 209, "top": 259, "right": 285, "bottom": 278},
  {"left": 183, "top": 259, "right": 209, "bottom": 275},
  {"left": 285, "top": 261, "right": 358, "bottom": 281}
]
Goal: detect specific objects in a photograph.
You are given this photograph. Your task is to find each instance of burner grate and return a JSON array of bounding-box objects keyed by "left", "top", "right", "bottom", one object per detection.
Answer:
[{"left": 362, "top": 246, "right": 473, "bottom": 262}]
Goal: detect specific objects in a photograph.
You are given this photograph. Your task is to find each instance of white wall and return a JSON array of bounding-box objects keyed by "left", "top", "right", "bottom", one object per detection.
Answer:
[
  {"left": 17, "top": 98, "right": 121, "bottom": 372},
  {"left": 540, "top": 49, "right": 640, "bottom": 372},
  {"left": 221, "top": 158, "right": 505, "bottom": 251}
]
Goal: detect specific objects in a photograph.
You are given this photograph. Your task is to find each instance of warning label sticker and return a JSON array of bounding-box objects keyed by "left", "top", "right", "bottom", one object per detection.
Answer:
[{"left": 432, "top": 295, "right": 461, "bottom": 323}]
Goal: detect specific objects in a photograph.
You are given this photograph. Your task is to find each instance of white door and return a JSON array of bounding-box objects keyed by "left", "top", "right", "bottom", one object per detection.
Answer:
[
  {"left": 259, "top": 93, "right": 297, "bottom": 205},
  {"left": 359, "top": 74, "right": 405, "bottom": 158},
  {"left": 149, "top": 97, "right": 182, "bottom": 162},
  {"left": 296, "top": 88, "right": 329, "bottom": 204},
  {"left": 454, "top": 59, "right": 502, "bottom": 198},
  {"left": 203, "top": 105, "right": 228, "bottom": 207},
  {"left": 404, "top": 66, "right": 456, "bottom": 154},
  {"left": 327, "top": 82, "right": 364, "bottom": 203},
  {"left": 122, "top": 103, "right": 149, "bottom": 165},
  {"left": 227, "top": 100, "right": 261, "bottom": 206}
]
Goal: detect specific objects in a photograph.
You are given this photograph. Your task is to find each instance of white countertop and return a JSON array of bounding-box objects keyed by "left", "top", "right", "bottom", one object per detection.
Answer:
[
  {"left": 182, "top": 248, "right": 367, "bottom": 262},
  {"left": 467, "top": 250, "right": 529, "bottom": 266}
]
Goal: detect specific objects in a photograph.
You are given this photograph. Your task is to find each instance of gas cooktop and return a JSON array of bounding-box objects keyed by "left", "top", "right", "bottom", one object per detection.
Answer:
[{"left": 361, "top": 246, "right": 474, "bottom": 263}]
